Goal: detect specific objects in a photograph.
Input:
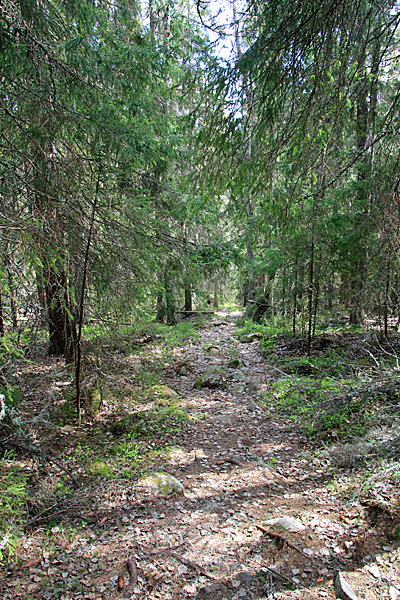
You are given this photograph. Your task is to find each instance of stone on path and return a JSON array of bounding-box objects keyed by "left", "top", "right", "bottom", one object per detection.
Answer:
[
  {"left": 140, "top": 472, "right": 184, "bottom": 496},
  {"left": 246, "top": 379, "right": 261, "bottom": 393},
  {"left": 194, "top": 367, "right": 228, "bottom": 389},
  {"left": 239, "top": 332, "right": 263, "bottom": 343},
  {"left": 232, "top": 570, "right": 257, "bottom": 587},
  {"left": 227, "top": 357, "right": 246, "bottom": 368},
  {"left": 263, "top": 515, "right": 305, "bottom": 532},
  {"left": 197, "top": 583, "right": 227, "bottom": 599},
  {"left": 334, "top": 571, "right": 359, "bottom": 600}
]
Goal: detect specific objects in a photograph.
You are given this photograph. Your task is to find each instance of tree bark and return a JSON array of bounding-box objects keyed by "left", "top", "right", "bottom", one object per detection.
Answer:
[
  {"left": 184, "top": 284, "right": 193, "bottom": 312},
  {"left": 46, "top": 268, "right": 68, "bottom": 356},
  {"left": 164, "top": 264, "right": 176, "bottom": 325},
  {"left": 234, "top": 2, "right": 257, "bottom": 305},
  {"left": 213, "top": 276, "right": 219, "bottom": 308},
  {"left": 0, "top": 283, "right": 4, "bottom": 337}
]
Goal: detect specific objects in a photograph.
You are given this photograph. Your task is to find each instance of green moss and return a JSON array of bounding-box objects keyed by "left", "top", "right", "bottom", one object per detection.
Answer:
[
  {"left": 146, "top": 385, "right": 178, "bottom": 400},
  {"left": 0, "top": 450, "right": 27, "bottom": 561},
  {"left": 109, "top": 402, "right": 189, "bottom": 438},
  {"left": 194, "top": 367, "right": 228, "bottom": 389},
  {"left": 85, "top": 461, "right": 113, "bottom": 477}
]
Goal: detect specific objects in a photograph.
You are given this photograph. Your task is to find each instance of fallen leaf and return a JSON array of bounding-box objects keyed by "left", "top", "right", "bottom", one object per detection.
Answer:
[{"left": 118, "top": 575, "right": 124, "bottom": 590}]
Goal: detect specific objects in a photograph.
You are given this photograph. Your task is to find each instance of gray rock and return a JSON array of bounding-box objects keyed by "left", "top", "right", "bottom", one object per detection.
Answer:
[
  {"left": 264, "top": 515, "right": 305, "bottom": 532},
  {"left": 140, "top": 472, "right": 184, "bottom": 496},
  {"left": 233, "top": 571, "right": 257, "bottom": 586},
  {"left": 232, "top": 369, "right": 247, "bottom": 381},
  {"left": 227, "top": 358, "right": 246, "bottom": 368},
  {"left": 239, "top": 333, "right": 263, "bottom": 343},
  {"left": 197, "top": 583, "right": 227, "bottom": 599},
  {"left": 334, "top": 571, "right": 359, "bottom": 600},
  {"left": 229, "top": 383, "right": 247, "bottom": 394},
  {"left": 178, "top": 366, "right": 188, "bottom": 376},
  {"left": 208, "top": 347, "right": 220, "bottom": 354},
  {"left": 239, "top": 334, "right": 255, "bottom": 343},
  {"left": 194, "top": 367, "right": 228, "bottom": 389},
  {"left": 246, "top": 379, "right": 261, "bottom": 393}
]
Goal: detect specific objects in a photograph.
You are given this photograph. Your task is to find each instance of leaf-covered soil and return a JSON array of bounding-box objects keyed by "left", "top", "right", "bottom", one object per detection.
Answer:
[{"left": 2, "top": 311, "right": 400, "bottom": 600}]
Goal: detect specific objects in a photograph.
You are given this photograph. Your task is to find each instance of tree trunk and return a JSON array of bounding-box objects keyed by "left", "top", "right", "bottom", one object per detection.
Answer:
[
  {"left": 4, "top": 254, "right": 18, "bottom": 331},
  {"left": 327, "top": 272, "right": 334, "bottom": 311},
  {"left": 0, "top": 283, "right": 4, "bottom": 337},
  {"left": 156, "top": 290, "right": 166, "bottom": 323},
  {"left": 384, "top": 259, "right": 390, "bottom": 338},
  {"left": 307, "top": 239, "right": 314, "bottom": 357},
  {"left": 349, "top": 265, "right": 364, "bottom": 325},
  {"left": 46, "top": 268, "right": 67, "bottom": 356},
  {"left": 349, "top": 9, "right": 377, "bottom": 326},
  {"left": 45, "top": 266, "right": 76, "bottom": 359},
  {"left": 213, "top": 276, "right": 219, "bottom": 308},
  {"left": 164, "top": 266, "right": 176, "bottom": 326},
  {"left": 184, "top": 284, "right": 193, "bottom": 312},
  {"left": 234, "top": 3, "right": 257, "bottom": 305},
  {"left": 292, "top": 259, "right": 298, "bottom": 334}
]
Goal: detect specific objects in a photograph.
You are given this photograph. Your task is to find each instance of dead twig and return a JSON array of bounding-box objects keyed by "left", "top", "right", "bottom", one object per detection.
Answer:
[
  {"left": 47, "top": 456, "right": 79, "bottom": 487},
  {"left": 263, "top": 565, "right": 292, "bottom": 583},
  {"left": 24, "top": 504, "right": 80, "bottom": 529},
  {"left": 256, "top": 524, "right": 310, "bottom": 559},
  {"left": 170, "top": 552, "right": 228, "bottom": 584}
]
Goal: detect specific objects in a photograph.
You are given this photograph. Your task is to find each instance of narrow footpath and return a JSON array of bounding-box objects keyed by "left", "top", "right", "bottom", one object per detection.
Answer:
[{"left": 2, "top": 310, "right": 399, "bottom": 600}]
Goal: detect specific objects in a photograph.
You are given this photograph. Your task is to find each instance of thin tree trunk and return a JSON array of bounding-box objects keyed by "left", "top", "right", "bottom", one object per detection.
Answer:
[
  {"left": 0, "top": 283, "right": 4, "bottom": 337},
  {"left": 213, "top": 276, "right": 219, "bottom": 308},
  {"left": 327, "top": 271, "right": 334, "bottom": 312},
  {"left": 307, "top": 240, "right": 314, "bottom": 357},
  {"left": 292, "top": 259, "right": 298, "bottom": 335},
  {"left": 312, "top": 254, "right": 322, "bottom": 337},
  {"left": 164, "top": 264, "right": 176, "bottom": 326},
  {"left": 46, "top": 267, "right": 68, "bottom": 356},
  {"left": 234, "top": 2, "right": 257, "bottom": 305},
  {"left": 76, "top": 179, "right": 99, "bottom": 417},
  {"left": 184, "top": 284, "right": 192, "bottom": 312},
  {"left": 384, "top": 259, "right": 390, "bottom": 338},
  {"left": 282, "top": 268, "right": 286, "bottom": 316}
]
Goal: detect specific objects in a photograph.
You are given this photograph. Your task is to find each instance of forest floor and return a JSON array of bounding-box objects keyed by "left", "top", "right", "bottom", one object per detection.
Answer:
[{"left": 1, "top": 309, "right": 400, "bottom": 600}]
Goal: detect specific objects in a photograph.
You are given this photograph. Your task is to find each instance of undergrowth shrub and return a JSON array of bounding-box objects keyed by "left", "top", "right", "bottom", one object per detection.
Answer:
[
  {"left": 0, "top": 449, "right": 27, "bottom": 561},
  {"left": 264, "top": 376, "right": 372, "bottom": 438}
]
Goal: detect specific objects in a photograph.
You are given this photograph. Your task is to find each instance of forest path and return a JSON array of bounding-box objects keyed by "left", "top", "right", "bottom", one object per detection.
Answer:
[
  {"left": 113, "top": 310, "right": 394, "bottom": 600},
  {"left": 3, "top": 311, "right": 398, "bottom": 600}
]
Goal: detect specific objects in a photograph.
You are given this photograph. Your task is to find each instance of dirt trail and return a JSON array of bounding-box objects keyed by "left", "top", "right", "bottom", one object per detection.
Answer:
[{"left": 2, "top": 311, "right": 399, "bottom": 600}]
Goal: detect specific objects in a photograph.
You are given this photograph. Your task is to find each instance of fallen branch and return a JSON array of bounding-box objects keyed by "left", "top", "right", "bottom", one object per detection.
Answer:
[
  {"left": 25, "top": 504, "right": 80, "bottom": 529},
  {"left": 256, "top": 524, "right": 310, "bottom": 559},
  {"left": 262, "top": 565, "right": 292, "bottom": 583},
  {"left": 47, "top": 456, "right": 79, "bottom": 487},
  {"left": 170, "top": 552, "right": 228, "bottom": 584}
]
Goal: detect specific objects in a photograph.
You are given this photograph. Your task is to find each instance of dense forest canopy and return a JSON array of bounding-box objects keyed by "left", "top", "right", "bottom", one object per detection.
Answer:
[{"left": 1, "top": 0, "right": 400, "bottom": 384}]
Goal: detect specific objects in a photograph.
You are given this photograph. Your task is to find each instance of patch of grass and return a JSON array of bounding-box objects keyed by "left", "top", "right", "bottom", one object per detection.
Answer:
[
  {"left": 52, "top": 397, "right": 77, "bottom": 425},
  {"left": 109, "top": 400, "right": 190, "bottom": 438},
  {"left": 264, "top": 375, "right": 371, "bottom": 438},
  {"left": 159, "top": 321, "right": 201, "bottom": 348}
]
